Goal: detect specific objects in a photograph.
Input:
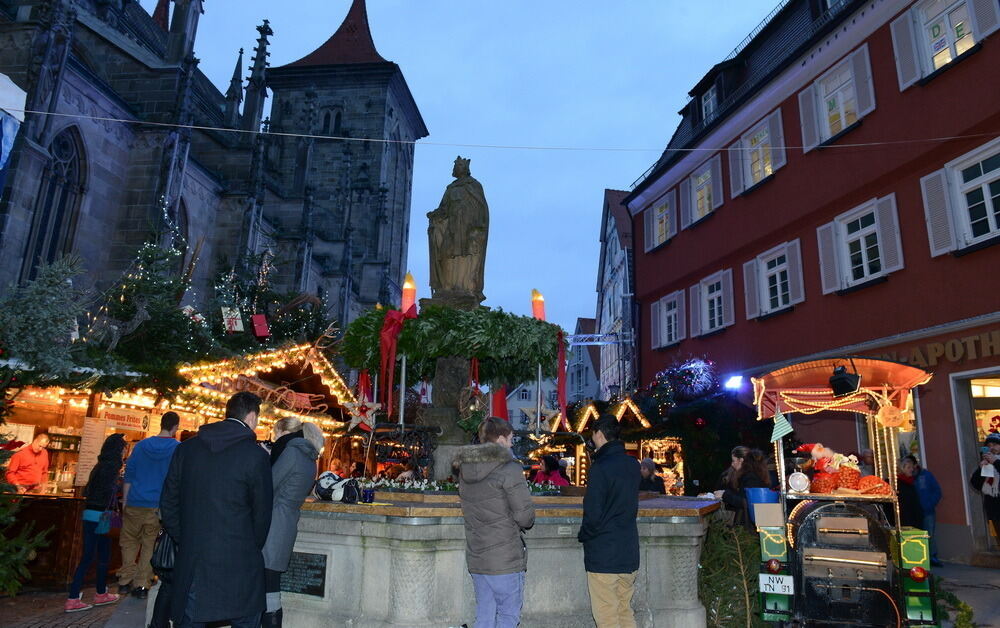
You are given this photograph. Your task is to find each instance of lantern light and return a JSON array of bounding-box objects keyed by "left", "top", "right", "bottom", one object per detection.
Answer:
[{"left": 531, "top": 289, "right": 546, "bottom": 321}]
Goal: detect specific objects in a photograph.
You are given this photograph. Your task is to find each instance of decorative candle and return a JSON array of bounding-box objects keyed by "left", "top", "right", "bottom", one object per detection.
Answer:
[
  {"left": 401, "top": 272, "right": 416, "bottom": 312},
  {"left": 531, "top": 289, "right": 546, "bottom": 321}
]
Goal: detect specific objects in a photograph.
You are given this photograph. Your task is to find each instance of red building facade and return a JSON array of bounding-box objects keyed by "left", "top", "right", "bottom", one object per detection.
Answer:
[{"left": 627, "top": 0, "right": 1000, "bottom": 563}]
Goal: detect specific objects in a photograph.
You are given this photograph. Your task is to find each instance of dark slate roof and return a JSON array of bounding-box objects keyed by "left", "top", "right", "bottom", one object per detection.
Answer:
[
  {"left": 278, "top": 0, "right": 389, "bottom": 68},
  {"left": 628, "top": 0, "right": 865, "bottom": 200}
]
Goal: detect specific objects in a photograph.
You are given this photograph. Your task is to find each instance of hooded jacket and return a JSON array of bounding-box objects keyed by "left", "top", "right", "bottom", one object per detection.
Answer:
[
  {"left": 160, "top": 418, "right": 272, "bottom": 623},
  {"left": 263, "top": 437, "right": 319, "bottom": 571},
  {"left": 453, "top": 442, "right": 535, "bottom": 575},
  {"left": 124, "top": 435, "right": 179, "bottom": 508}
]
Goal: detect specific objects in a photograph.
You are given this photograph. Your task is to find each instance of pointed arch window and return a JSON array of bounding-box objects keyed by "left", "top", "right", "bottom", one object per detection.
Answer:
[
  {"left": 322, "top": 111, "right": 331, "bottom": 135},
  {"left": 333, "top": 111, "right": 342, "bottom": 134},
  {"left": 22, "top": 127, "right": 84, "bottom": 280}
]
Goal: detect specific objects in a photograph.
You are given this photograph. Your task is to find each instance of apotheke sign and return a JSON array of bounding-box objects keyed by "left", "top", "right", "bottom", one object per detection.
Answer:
[{"left": 875, "top": 329, "right": 1000, "bottom": 368}]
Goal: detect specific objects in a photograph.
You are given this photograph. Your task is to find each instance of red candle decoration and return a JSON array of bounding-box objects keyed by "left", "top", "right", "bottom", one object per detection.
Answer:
[
  {"left": 401, "top": 272, "right": 416, "bottom": 313},
  {"left": 531, "top": 289, "right": 546, "bottom": 321}
]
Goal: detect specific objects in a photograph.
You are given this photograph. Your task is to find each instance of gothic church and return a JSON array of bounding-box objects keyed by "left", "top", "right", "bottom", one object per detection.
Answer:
[{"left": 0, "top": 0, "right": 427, "bottom": 325}]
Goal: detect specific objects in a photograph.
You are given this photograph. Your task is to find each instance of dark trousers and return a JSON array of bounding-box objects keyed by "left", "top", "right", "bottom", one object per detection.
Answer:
[
  {"left": 176, "top": 585, "right": 261, "bottom": 628},
  {"left": 265, "top": 568, "right": 281, "bottom": 612},
  {"left": 69, "top": 520, "right": 110, "bottom": 599},
  {"left": 149, "top": 572, "right": 172, "bottom": 628}
]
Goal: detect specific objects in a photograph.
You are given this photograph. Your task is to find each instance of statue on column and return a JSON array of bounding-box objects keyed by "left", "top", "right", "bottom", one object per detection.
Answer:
[{"left": 427, "top": 156, "right": 489, "bottom": 308}]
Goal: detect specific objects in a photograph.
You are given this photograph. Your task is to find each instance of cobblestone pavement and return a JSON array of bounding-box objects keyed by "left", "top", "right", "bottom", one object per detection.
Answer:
[{"left": 0, "top": 588, "right": 117, "bottom": 628}]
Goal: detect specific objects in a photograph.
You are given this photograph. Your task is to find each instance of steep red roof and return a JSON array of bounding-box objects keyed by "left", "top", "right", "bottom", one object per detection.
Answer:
[
  {"left": 280, "top": 0, "right": 388, "bottom": 68},
  {"left": 604, "top": 189, "right": 632, "bottom": 250}
]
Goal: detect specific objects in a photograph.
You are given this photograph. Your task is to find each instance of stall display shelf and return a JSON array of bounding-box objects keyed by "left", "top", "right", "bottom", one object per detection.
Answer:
[{"left": 784, "top": 492, "right": 896, "bottom": 503}]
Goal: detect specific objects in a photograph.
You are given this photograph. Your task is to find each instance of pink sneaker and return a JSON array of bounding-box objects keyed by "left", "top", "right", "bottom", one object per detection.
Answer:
[
  {"left": 64, "top": 597, "right": 93, "bottom": 613},
  {"left": 93, "top": 592, "right": 120, "bottom": 606}
]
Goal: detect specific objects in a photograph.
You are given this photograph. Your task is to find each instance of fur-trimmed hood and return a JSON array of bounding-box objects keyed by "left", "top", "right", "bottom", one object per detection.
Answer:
[{"left": 453, "top": 442, "right": 516, "bottom": 484}]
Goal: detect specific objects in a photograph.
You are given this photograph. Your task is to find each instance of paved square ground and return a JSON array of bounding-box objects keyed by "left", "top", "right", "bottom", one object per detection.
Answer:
[{"left": 0, "top": 588, "right": 119, "bottom": 628}]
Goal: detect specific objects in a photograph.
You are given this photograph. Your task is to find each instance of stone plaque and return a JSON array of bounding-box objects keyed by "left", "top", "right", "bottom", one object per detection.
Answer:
[{"left": 280, "top": 551, "right": 327, "bottom": 597}]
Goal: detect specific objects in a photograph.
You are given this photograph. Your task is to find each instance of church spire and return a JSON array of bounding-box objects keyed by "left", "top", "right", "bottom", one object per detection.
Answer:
[
  {"left": 152, "top": 0, "right": 169, "bottom": 30},
  {"left": 279, "top": 0, "right": 388, "bottom": 68},
  {"left": 224, "top": 48, "right": 244, "bottom": 128},
  {"left": 242, "top": 21, "right": 272, "bottom": 133}
]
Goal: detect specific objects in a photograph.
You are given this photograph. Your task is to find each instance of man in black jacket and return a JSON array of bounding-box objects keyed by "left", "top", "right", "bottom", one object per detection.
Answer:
[
  {"left": 578, "top": 414, "right": 641, "bottom": 628},
  {"left": 160, "top": 392, "right": 273, "bottom": 628}
]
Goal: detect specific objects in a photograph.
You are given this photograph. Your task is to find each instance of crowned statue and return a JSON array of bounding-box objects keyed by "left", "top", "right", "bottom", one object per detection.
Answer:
[{"left": 427, "top": 156, "right": 489, "bottom": 308}]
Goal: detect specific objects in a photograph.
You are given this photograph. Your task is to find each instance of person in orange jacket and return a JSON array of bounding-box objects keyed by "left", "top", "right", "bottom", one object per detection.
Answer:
[{"left": 5, "top": 433, "right": 50, "bottom": 493}]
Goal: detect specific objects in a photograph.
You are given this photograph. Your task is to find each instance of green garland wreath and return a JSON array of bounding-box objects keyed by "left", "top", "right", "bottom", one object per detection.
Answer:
[{"left": 340, "top": 305, "right": 564, "bottom": 386}]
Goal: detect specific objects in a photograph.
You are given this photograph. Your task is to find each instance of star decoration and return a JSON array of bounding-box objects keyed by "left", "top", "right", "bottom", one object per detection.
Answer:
[{"left": 345, "top": 400, "right": 380, "bottom": 432}]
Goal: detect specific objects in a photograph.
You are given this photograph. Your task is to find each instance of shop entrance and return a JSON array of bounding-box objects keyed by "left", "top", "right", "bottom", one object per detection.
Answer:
[{"left": 954, "top": 372, "right": 1000, "bottom": 555}]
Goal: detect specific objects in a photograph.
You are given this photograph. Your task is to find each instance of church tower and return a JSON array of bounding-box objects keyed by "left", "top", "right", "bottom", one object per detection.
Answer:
[{"left": 266, "top": 0, "right": 428, "bottom": 325}]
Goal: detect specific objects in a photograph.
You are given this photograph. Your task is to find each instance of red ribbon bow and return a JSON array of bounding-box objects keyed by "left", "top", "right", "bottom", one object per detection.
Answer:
[{"left": 379, "top": 305, "right": 417, "bottom": 416}]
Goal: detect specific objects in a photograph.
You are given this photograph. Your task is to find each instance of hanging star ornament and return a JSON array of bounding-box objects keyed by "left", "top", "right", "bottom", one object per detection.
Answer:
[{"left": 345, "top": 400, "right": 380, "bottom": 432}]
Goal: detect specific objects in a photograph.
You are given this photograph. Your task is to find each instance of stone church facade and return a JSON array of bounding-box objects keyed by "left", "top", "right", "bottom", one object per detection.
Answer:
[{"left": 0, "top": 0, "right": 427, "bottom": 326}]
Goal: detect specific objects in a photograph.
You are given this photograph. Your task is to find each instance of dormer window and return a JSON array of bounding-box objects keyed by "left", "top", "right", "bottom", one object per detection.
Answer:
[{"left": 702, "top": 85, "right": 717, "bottom": 122}]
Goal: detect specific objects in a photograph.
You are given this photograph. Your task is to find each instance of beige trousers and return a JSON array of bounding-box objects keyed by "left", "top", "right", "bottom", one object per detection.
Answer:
[
  {"left": 117, "top": 506, "right": 160, "bottom": 588},
  {"left": 586, "top": 571, "right": 637, "bottom": 628}
]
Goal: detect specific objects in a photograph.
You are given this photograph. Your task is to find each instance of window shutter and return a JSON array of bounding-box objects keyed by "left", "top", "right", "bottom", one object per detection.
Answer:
[
  {"left": 721, "top": 269, "right": 735, "bottom": 327},
  {"left": 970, "top": 0, "right": 1000, "bottom": 38},
  {"left": 743, "top": 259, "right": 760, "bottom": 319},
  {"left": 875, "top": 194, "right": 905, "bottom": 274},
  {"left": 919, "top": 168, "right": 957, "bottom": 256},
  {"left": 798, "top": 86, "right": 820, "bottom": 153},
  {"left": 851, "top": 44, "right": 876, "bottom": 117},
  {"left": 890, "top": 12, "right": 921, "bottom": 91},
  {"left": 711, "top": 156, "right": 724, "bottom": 209},
  {"left": 816, "top": 222, "right": 841, "bottom": 294},
  {"left": 768, "top": 108, "right": 786, "bottom": 170},
  {"left": 689, "top": 284, "right": 702, "bottom": 337},
  {"left": 666, "top": 189, "right": 678, "bottom": 240},
  {"left": 680, "top": 178, "right": 692, "bottom": 229},
  {"left": 786, "top": 238, "right": 805, "bottom": 305},
  {"left": 650, "top": 299, "right": 662, "bottom": 349},
  {"left": 675, "top": 290, "right": 687, "bottom": 342},
  {"left": 643, "top": 206, "right": 655, "bottom": 252},
  {"left": 729, "top": 143, "right": 745, "bottom": 196}
]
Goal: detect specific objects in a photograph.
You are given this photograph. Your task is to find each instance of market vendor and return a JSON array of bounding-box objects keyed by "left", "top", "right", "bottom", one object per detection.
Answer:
[{"left": 5, "top": 433, "right": 50, "bottom": 493}]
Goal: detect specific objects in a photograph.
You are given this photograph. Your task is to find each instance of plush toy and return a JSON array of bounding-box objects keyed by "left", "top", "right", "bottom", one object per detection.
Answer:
[{"left": 796, "top": 443, "right": 836, "bottom": 474}]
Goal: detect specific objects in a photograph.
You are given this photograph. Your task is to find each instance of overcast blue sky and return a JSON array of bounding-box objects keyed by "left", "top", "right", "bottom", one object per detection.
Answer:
[{"left": 142, "top": 1, "right": 775, "bottom": 331}]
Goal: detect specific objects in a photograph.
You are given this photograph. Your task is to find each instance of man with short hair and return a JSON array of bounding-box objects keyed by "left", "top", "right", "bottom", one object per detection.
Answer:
[
  {"left": 117, "top": 411, "right": 181, "bottom": 598},
  {"left": 5, "top": 432, "right": 50, "bottom": 493},
  {"left": 453, "top": 416, "right": 535, "bottom": 628},
  {"left": 579, "top": 414, "right": 641, "bottom": 628},
  {"left": 161, "top": 392, "right": 273, "bottom": 628}
]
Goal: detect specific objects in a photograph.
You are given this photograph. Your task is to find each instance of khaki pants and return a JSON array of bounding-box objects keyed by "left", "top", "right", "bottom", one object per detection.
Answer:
[
  {"left": 117, "top": 506, "right": 160, "bottom": 589},
  {"left": 586, "top": 571, "right": 637, "bottom": 628}
]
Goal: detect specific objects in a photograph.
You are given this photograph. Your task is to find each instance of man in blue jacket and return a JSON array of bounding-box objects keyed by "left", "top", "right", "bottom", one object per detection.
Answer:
[
  {"left": 901, "top": 455, "right": 943, "bottom": 566},
  {"left": 578, "top": 414, "right": 641, "bottom": 628},
  {"left": 117, "top": 411, "right": 180, "bottom": 598}
]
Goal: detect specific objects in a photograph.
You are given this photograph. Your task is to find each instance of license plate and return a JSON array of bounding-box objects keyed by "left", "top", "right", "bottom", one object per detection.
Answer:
[{"left": 759, "top": 573, "right": 794, "bottom": 595}]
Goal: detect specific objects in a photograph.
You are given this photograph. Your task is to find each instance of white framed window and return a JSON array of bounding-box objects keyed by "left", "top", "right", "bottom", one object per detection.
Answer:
[
  {"left": 816, "top": 195, "right": 905, "bottom": 294},
  {"left": 743, "top": 239, "right": 805, "bottom": 319},
  {"left": 519, "top": 388, "right": 531, "bottom": 401},
  {"left": 730, "top": 109, "right": 786, "bottom": 195},
  {"left": 649, "top": 290, "right": 685, "bottom": 348},
  {"left": 688, "top": 270, "right": 734, "bottom": 337},
  {"left": 798, "top": 45, "right": 875, "bottom": 152},
  {"left": 643, "top": 189, "right": 677, "bottom": 251},
  {"left": 702, "top": 85, "right": 717, "bottom": 122},
  {"left": 922, "top": 136, "right": 1000, "bottom": 255},
  {"left": 680, "top": 156, "right": 723, "bottom": 228},
  {"left": 890, "top": 0, "right": 998, "bottom": 91}
]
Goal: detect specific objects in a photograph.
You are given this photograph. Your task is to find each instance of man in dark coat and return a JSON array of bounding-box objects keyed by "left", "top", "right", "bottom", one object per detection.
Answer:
[
  {"left": 160, "top": 392, "right": 273, "bottom": 628},
  {"left": 579, "top": 414, "right": 641, "bottom": 628}
]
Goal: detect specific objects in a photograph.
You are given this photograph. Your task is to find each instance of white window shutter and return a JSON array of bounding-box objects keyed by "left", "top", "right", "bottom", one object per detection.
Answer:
[
  {"left": 650, "top": 299, "right": 662, "bottom": 349},
  {"left": 643, "top": 206, "right": 655, "bottom": 252},
  {"left": 666, "top": 189, "right": 678, "bottom": 239},
  {"left": 970, "top": 0, "right": 1000, "bottom": 38},
  {"left": 920, "top": 168, "right": 957, "bottom": 256},
  {"left": 851, "top": 44, "right": 876, "bottom": 117},
  {"left": 875, "top": 194, "right": 905, "bottom": 274},
  {"left": 786, "top": 238, "right": 805, "bottom": 305},
  {"left": 798, "top": 86, "right": 820, "bottom": 153},
  {"left": 743, "top": 259, "right": 760, "bottom": 319},
  {"left": 721, "top": 269, "right": 735, "bottom": 327},
  {"left": 675, "top": 290, "right": 687, "bottom": 342},
  {"left": 816, "top": 222, "right": 842, "bottom": 294},
  {"left": 711, "top": 156, "right": 724, "bottom": 209},
  {"left": 890, "top": 12, "right": 921, "bottom": 91},
  {"left": 769, "top": 108, "right": 786, "bottom": 170},
  {"left": 689, "top": 284, "right": 702, "bottom": 337},
  {"left": 680, "top": 178, "right": 692, "bottom": 229},
  {"left": 729, "top": 143, "right": 745, "bottom": 196}
]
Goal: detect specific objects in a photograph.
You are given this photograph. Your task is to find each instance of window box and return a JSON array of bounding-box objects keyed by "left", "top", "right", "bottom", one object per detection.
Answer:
[
  {"left": 680, "top": 155, "right": 724, "bottom": 229},
  {"left": 730, "top": 109, "right": 787, "bottom": 196},
  {"left": 643, "top": 189, "right": 677, "bottom": 252},
  {"left": 922, "top": 136, "right": 1000, "bottom": 256},
  {"left": 799, "top": 44, "right": 876, "bottom": 153},
  {"left": 890, "top": 0, "right": 998, "bottom": 91},
  {"left": 689, "top": 269, "right": 735, "bottom": 337},
  {"left": 816, "top": 195, "right": 905, "bottom": 294},
  {"left": 743, "top": 239, "right": 805, "bottom": 319},
  {"left": 650, "top": 290, "right": 685, "bottom": 349}
]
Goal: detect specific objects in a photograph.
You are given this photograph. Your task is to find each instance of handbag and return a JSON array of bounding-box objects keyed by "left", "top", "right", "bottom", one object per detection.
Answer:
[
  {"left": 150, "top": 528, "right": 177, "bottom": 573},
  {"left": 95, "top": 482, "right": 122, "bottom": 536}
]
